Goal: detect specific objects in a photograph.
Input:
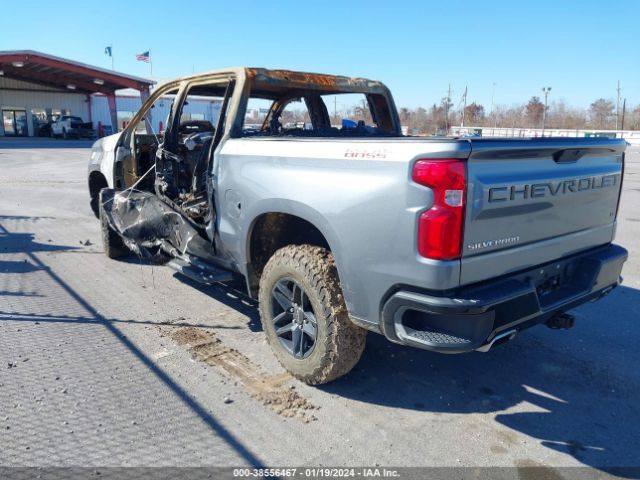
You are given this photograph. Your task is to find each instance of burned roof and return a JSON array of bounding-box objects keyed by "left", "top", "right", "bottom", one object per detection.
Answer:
[
  {"left": 246, "top": 68, "right": 388, "bottom": 93},
  {"left": 158, "top": 67, "right": 390, "bottom": 96}
]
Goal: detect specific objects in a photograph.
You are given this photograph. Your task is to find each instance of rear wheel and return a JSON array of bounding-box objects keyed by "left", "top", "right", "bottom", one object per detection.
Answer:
[
  {"left": 258, "top": 245, "right": 366, "bottom": 385},
  {"left": 99, "top": 191, "right": 129, "bottom": 259}
]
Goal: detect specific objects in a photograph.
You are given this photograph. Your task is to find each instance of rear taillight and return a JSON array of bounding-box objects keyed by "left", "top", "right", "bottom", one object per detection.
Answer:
[{"left": 412, "top": 159, "right": 466, "bottom": 260}]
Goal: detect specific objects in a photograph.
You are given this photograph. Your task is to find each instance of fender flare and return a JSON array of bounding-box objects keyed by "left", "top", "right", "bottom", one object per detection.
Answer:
[{"left": 242, "top": 198, "right": 345, "bottom": 275}]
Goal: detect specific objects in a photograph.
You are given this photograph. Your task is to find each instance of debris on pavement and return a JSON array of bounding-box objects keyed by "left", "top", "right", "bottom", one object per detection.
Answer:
[{"left": 170, "top": 327, "right": 318, "bottom": 422}]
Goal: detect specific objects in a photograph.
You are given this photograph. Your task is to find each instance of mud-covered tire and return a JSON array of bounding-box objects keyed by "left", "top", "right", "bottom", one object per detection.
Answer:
[
  {"left": 99, "top": 192, "right": 129, "bottom": 259},
  {"left": 258, "top": 245, "right": 367, "bottom": 385}
]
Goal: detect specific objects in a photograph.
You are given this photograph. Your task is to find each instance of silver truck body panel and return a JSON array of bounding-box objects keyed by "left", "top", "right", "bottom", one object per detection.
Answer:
[
  {"left": 88, "top": 132, "right": 121, "bottom": 188},
  {"left": 460, "top": 139, "right": 624, "bottom": 285},
  {"left": 214, "top": 136, "right": 625, "bottom": 324},
  {"left": 215, "top": 137, "right": 471, "bottom": 322}
]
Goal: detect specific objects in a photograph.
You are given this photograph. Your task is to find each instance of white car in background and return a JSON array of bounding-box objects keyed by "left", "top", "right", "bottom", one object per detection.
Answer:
[{"left": 50, "top": 115, "right": 95, "bottom": 139}]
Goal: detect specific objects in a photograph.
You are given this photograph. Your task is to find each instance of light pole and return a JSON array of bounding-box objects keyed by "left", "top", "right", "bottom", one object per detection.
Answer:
[
  {"left": 541, "top": 87, "right": 551, "bottom": 136},
  {"left": 616, "top": 80, "right": 621, "bottom": 130},
  {"left": 490, "top": 82, "right": 496, "bottom": 128}
]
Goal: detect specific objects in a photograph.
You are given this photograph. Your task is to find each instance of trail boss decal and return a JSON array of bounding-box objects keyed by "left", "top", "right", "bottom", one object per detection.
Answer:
[{"left": 344, "top": 148, "right": 388, "bottom": 159}]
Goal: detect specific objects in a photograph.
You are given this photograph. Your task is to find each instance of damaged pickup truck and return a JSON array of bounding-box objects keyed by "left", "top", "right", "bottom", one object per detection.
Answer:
[{"left": 88, "top": 67, "right": 628, "bottom": 384}]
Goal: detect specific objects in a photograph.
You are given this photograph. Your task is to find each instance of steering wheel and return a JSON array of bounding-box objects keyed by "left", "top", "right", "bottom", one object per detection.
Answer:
[{"left": 182, "top": 130, "right": 215, "bottom": 151}]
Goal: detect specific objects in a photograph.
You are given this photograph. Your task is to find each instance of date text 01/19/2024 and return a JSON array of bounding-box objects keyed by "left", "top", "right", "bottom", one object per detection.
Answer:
[{"left": 232, "top": 467, "right": 400, "bottom": 477}]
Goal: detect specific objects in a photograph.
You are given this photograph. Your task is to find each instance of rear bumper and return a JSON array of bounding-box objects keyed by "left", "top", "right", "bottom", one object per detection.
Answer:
[{"left": 380, "top": 244, "right": 628, "bottom": 353}]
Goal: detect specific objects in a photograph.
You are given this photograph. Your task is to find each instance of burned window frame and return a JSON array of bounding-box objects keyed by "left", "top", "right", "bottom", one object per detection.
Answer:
[{"left": 231, "top": 71, "right": 402, "bottom": 138}]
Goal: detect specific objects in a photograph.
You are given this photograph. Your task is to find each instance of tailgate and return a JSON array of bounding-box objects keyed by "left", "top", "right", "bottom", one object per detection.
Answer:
[{"left": 460, "top": 138, "right": 625, "bottom": 286}]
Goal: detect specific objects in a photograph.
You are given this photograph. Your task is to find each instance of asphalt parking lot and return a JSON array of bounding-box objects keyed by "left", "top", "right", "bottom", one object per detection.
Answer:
[{"left": 1, "top": 137, "right": 639, "bottom": 475}]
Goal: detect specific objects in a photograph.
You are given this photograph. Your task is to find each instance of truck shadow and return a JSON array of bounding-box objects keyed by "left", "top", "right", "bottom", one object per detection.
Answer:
[
  {"left": 0, "top": 138, "right": 94, "bottom": 149},
  {"left": 0, "top": 217, "right": 265, "bottom": 467},
  {"left": 0, "top": 232, "right": 76, "bottom": 255},
  {"left": 0, "top": 219, "right": 77, "bottom": 277},
  {"left": 172, "top": 274, "right": 263, "bottom": 332},
  {"left": 321, "top": 285, "right": 640, "bottom": 474}
]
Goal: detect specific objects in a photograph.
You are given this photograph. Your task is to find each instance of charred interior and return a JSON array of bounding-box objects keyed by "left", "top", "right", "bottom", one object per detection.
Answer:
[
  {"left": 106, "top": 68, "right": 401, "bottom": 269},
  {"left": 238, "top": 70, "right": 400, "bottom": 138},
  {"left": 239, "top": 89, "right": 399, "bottom": 138},
  {"left": 115, "top": 72, "right": 401, "bottom": 231}
]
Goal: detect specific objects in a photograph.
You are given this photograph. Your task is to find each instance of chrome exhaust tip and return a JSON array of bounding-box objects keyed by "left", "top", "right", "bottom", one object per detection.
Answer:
[{"left": 476, "top": 329, "right": 517, "bottom": 353}]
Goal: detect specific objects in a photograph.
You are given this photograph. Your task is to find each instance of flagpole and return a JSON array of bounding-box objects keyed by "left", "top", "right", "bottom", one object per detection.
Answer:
[
  {"left": 111, "top": 44, "right": 114, "bottom": 70},
  {"left": 149, "top": 48, "right": 152, "bottom": 77}
]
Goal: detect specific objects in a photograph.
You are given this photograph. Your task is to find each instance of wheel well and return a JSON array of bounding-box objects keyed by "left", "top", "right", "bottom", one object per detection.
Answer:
[
  {"left": 88, "top": 171, "right": 108, "bottom": 218},
  {"left": 247, "top": 212, "right": 330, "bottom": 296}
]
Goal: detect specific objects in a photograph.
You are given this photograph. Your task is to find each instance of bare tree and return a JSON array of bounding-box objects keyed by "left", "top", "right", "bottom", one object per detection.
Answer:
[
  {"left": 627, "top": 106, "right": 640, "bottom": 130},
  {"left": 399, "top": 107, "right": 411, "bottom": 126},
  {"left": 526, "top": 96, "right": 545, "bottom": 127},
  {"left": 464, "top": 103, "right": 485, "bottom": 124},
  {"left": 440, "top": 96, "right": 453, "bottom": 131},
  {"left": 589, "top": 98, "right": 615, "bottom": 129},
  {"left": 396, "top": 100, "right": 640, "bottom": 132},
  {"left": 412, "top": 107, "right": 430, "bottom": 133},
  {"left": 485, "top": 104, "right": 523, "bottom": 129},
  {"left": 546, "top": 100, "right": 587, "bottom": 129}
]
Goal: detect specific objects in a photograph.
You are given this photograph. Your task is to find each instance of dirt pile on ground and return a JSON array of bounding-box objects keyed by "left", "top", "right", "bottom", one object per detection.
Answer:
[{"left": 170, "top": 327, "right": 318, "bottom": 422}]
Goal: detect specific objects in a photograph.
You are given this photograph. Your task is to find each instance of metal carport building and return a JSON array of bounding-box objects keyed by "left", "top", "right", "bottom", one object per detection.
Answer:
[{"left": 0, "top": 50, "right": 154, "bottom": 137}]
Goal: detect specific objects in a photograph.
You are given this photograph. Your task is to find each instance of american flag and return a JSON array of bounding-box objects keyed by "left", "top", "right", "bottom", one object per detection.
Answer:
[{"left": 135, "top": 51, "right": 150, "bottom": 63}]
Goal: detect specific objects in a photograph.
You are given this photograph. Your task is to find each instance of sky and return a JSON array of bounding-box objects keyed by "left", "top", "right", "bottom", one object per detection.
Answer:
[{"left": 2, "top": 0, "right": 639, "bottom": 110}]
